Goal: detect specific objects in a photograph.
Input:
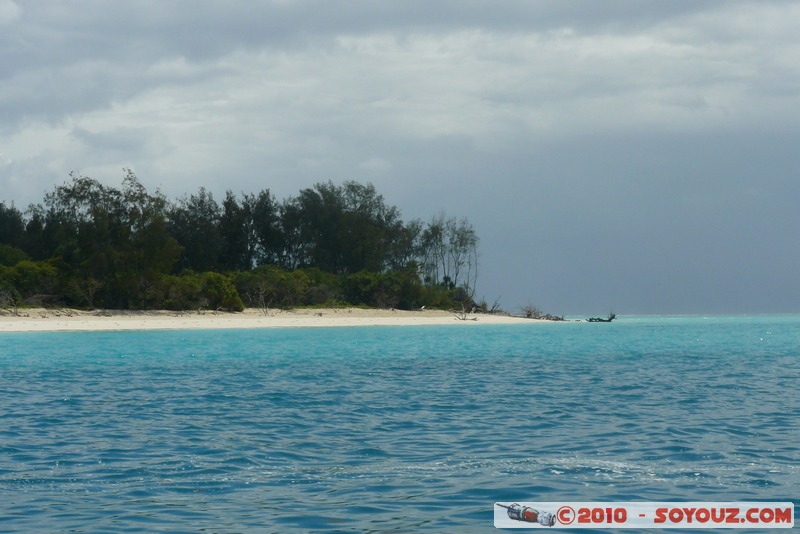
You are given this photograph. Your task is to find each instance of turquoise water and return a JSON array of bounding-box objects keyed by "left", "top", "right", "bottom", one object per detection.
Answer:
[{"left": 0, "top": 316, "right": 798, "bottom": 532}]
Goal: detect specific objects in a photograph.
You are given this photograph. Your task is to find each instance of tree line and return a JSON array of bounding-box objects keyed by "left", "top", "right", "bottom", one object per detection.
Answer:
[{"left": 0, "top": 170, "right": 480, "bottom": 312}]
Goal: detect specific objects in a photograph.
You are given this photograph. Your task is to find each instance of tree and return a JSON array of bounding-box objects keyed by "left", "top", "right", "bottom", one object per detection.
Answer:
[
  {"left": 42, "top": 173, "right": 127, "bottom": 304},
  {"left": 418, "top": 214, "right": 479, "bottom": 299},
  {"left": 276, "top": 196, "right": 308, "bottom": 270},
  {"left": 215, "top": 189, "right": 284, "bottom": 271},
  {"left": 13, "top": 260, "right": 58, "bottom": 300},
  {"left": 0, "top": 202, "right": 25, "bottom": 247},
  {"left": 281, "top": 180, "right": 410, "bottom": 275},
  {"left": 219, "top": 191, "right": 252, "bottom": 271},
  {"left": 339, "top": 181, "right": 405, "bottom": 273},
  {"left": 246, "top": 190, "right": 283, "bottom": 267},
  {"left": 419, "top": 214, "right": 447, "bottom": 285},
  {"left": 199, "top": 272, "right": 245, "bottom": 311},
  {"left": 20, "top": 205, "right": 53, "bottom": 261},
  {"left": 386, "top": 218, "right": 422, "bottom": 272},
  {"left": 0, "top": 244, "right": 29, "bottom": 267},
  {"left": 445, "top": 216, "right": 479, "bottom": 299},
  {"left": 120, "top": 171, "right": 182, "bottom": 307},
  {"left": 168, "top": 188, "right": 223, "bottom": 273},
  {"left": 0, "top": 204, "right": 29, "bottom": 268},
  {"left": 294, "top": 181, "right": 345, "bottom": 272},
  {"left": 35, "top": 171, "right": 180, "bottom": 308},
  {"left": 1, "top": 175, "right": 481, "bottom": 311}
]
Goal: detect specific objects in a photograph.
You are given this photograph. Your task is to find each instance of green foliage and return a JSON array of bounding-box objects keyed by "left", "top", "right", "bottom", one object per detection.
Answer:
[
  {"left": 281, "top": 180, "right": 406, "bottom": 274},
  {"left": 0, "top": 277, "right": 20, "bottom": 312},
  {"left": 0, "top": 202, "right": 25, "bottom": 247},
  {"left": 230, "top": 270, "right": 263, "bottom": 308},
  {"left": 0, "top": 244, "right": 30, "bottom": 267},
  {"left": 0, "top": 260, "right": 59, "bottom": 307},
  {"left": 297, "top": 267, "right": 342, "bottom": 305},
  {"left": 419, "top": 283, "right": 458, "bottom": 310},
  {"left": 233, "top": 265, "right": 432, "bottom": 311},
  {"left": 342, "top": 271, "right": 379, "bottom": 307},
  {"left": 154, "top": 273, "right": 203, "bottom": 311},
  {"left": 418, "top": 214, "right": 479, "bottom": 298},
  {"left": 12, "top": 260, "right": 58, "bottom": 299},
  {"left": 25, "top": 170, "right": 182, "bottom": 309},
  {"left": 340, "top": 269, "right": 425, "bottom": 310},
  {"left": 243, "top": 190, "right": 280, "bottom": 266},
  {"left": 0, "top": 173, "right": 482, "bottom": 311},
  {"left": 200, "top": 272, "right": 245, "bottom": 312},
  {"left": 392, "top": 269, "right": 425, "bottom": 310},
  {"left": 232, "top": 265, "right": 309, "bottom": 309},
  {"left": 0, "top": 265, "right": 14, "bottom": 289},
  {"left": 149, "top": 271, "right": 244, "bottom": 311},
  {"left": 168, "top": 188, "right": 222, "bottom": 272},
  {"left": 219, "top": 190, "right": 252, "bottom": 271}
]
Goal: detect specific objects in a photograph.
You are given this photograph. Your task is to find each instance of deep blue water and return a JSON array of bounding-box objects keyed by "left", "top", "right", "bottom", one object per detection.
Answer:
[{"left": 0, "top": 316, "right": 798, "bottom": 532}]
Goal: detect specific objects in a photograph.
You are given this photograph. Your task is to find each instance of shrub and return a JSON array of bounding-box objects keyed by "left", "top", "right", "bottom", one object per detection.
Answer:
[
  {"left": 342, "top": 270, "right": 423, "bottom": 310},
  {"left": 157, "top": 273, "right": 203, "bottom": 310},
  {"left": 296, "top": 267, "right": 342, "bottom": 306},
  {"left": 232, "top": 265, "right": 309, "bottom": 309},
  {"left": 12, "top": 260, "right": 58, "bottom": 300},
  {"left": 200, "top": 272, "right": 244, "bottom": 312},
  {"left": 0, "top": 244, "right": 30, "bottom": 267},
  {"left": 151, "top": 271, "right": 243, "bottom": 312}
]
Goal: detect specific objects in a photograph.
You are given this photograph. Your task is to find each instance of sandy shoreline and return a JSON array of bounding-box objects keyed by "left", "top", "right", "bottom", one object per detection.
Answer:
[{"left": 0, "top": 307, "right": 541, "bottom": 333}]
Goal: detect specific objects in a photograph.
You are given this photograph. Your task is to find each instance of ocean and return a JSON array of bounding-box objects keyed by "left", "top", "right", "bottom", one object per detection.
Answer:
[{"left": 0, "top": 315, "right": 797, "bottom": 532}]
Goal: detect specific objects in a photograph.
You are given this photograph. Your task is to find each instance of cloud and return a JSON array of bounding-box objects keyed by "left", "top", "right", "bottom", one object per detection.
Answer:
[
  {"left": 3, "top": 2, "right": 798, "bottom": 185},
  {"left": 1, "top": 1, "right": 799, "bottom": 312},
  {"left": 4, "top": 2, "right": 799, "bottom": 131},
  {"left": 0, "top": 0, "right": 19, "bottom": 25},
  {"left": 359, "top": 157, "right": 392, "bottom": 173}
]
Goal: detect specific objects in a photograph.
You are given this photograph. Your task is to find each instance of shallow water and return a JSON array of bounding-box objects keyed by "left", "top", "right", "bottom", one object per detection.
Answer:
[{"left": 1, "top": 316, "right": 798, "bottom": 532}]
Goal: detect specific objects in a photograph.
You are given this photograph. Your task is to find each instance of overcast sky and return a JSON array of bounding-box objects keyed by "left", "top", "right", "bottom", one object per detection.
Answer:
[{"left": 2, "top": 0, "right": 799, "bottom": 314}]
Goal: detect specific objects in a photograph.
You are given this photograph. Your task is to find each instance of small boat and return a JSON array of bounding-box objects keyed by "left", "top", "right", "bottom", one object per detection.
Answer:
[{"left": 587, "top": 313, "right": 616, "bottom": 323}]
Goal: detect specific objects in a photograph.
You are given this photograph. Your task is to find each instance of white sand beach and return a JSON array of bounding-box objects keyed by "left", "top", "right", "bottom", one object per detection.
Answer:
[{"left": 0, "top": 307, "right": 539, "bottom": 333}]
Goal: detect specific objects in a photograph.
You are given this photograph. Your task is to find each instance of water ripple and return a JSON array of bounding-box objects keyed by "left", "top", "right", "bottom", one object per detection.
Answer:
[{"left": 1, "top": 317, "right": 798, "bottom": 531}]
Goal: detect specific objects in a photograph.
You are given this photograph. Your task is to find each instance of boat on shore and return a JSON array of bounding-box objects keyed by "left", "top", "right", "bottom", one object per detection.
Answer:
[{"left": 587, "top": 313, "right": 616, "bottom": 323}]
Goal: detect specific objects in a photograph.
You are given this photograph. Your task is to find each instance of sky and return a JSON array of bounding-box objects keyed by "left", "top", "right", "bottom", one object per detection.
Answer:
[{"left": 1, "top": 0, "right": 799, "bottom": 315}]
